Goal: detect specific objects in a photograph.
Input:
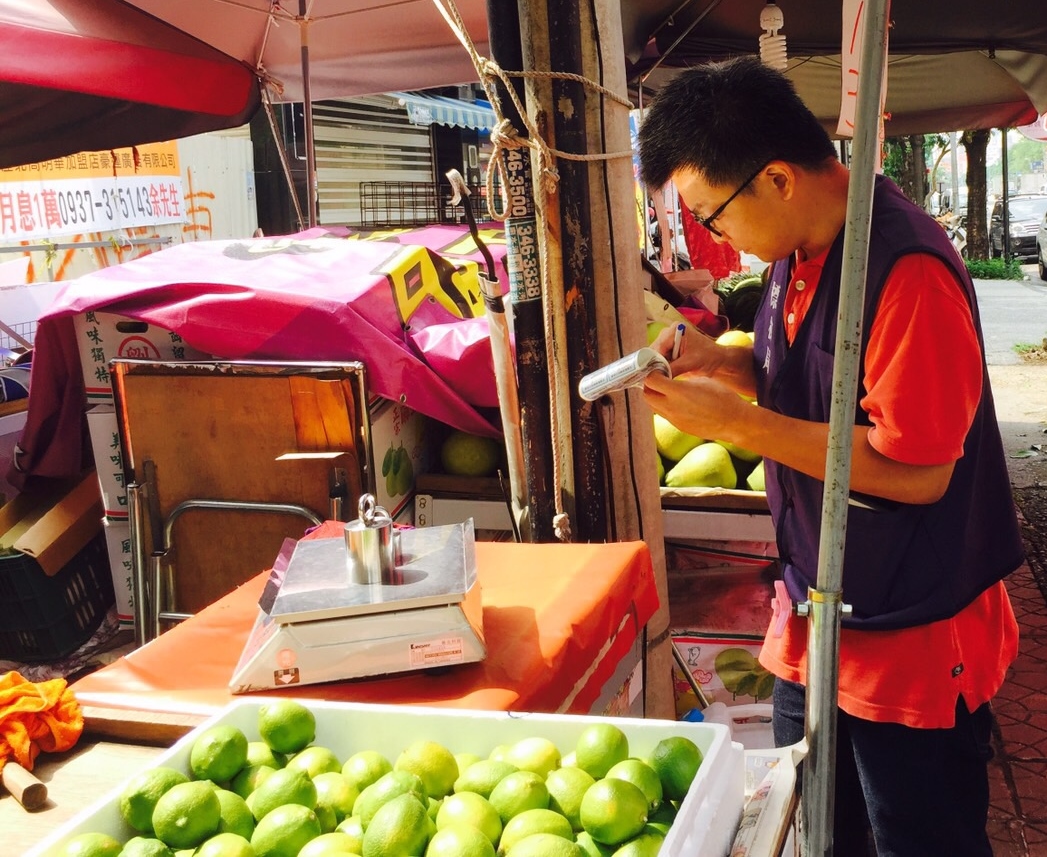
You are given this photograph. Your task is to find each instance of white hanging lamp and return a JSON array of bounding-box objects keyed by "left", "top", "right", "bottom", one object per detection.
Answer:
[{"left": 759, "top": 2, "right": 788, "bottom": 70}]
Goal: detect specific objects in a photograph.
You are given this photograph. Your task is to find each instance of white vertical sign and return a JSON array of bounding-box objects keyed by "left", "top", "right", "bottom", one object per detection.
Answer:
[{"left": 837, "top": 0, "right": 889, "bottom": 146}]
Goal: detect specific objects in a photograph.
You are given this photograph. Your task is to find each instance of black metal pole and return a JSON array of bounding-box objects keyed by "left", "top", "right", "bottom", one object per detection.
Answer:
[{"left": 486, "top": 0, "right": 556, "bottom": 541}]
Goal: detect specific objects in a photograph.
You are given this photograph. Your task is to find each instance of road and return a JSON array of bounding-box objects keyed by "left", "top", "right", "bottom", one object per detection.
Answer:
[{"left": 974, "top": 263, "right": 1047, "bottom": 365}]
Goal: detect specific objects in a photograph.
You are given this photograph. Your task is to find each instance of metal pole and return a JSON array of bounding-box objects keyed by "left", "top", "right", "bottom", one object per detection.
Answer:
[
  {"left": 801, "top": 0, "right": 890, "bottom": 853},
  {"left": 1001, "top": 131, "right": 1011, "bottom": 264}
]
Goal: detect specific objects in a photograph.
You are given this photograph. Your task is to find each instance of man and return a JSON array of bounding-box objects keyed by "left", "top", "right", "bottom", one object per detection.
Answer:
[{"left": 638, "top": 57, "right": 1024, "bottom": 856}]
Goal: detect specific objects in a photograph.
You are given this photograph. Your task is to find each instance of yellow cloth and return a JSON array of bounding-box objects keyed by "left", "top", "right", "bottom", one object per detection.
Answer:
[{"left": 0, "top": 671, "right": 83, "bottom": 772}]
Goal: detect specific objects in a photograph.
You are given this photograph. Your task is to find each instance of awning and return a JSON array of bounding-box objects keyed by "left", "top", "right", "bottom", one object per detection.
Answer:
[{"left": 391, "top": 91, "right": 496, "bottom": 131}]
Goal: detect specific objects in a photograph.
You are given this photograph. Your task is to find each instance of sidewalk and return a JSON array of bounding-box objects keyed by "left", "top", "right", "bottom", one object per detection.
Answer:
[{"left": 985, "top": 361, "right": 1047, "bottom": 855}]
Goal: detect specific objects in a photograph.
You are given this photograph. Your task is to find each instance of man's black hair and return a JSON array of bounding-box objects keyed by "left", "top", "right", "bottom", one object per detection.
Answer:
[{"left": 638, "top": 56, "right": 838, "bottom": 190}]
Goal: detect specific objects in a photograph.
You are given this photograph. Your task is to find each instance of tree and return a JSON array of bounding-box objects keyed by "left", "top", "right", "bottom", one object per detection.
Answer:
[
  {"left": 882, "top": 135, "right": 928, "bottom": 204},
  {"left": 961, "top": 130, "right": 991, "bottom": 259}
]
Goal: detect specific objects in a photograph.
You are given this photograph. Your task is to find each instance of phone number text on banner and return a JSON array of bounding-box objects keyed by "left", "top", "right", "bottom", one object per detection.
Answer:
[
  {"left": 0, "top": 175, "right": 187, "bottom": 241},
  {"left": 0, "top": 142, "right": 185, "bottom": 241}
]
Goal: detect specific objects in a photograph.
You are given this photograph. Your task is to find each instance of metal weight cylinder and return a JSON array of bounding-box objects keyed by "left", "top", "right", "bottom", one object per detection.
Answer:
[{"left": 344, "top": 494, "right": 398, "bottom": 585}]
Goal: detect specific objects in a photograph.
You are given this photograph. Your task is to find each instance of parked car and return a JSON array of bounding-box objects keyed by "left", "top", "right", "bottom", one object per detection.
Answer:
[
  {"left": 1036, "top": 210, "right": 1047, "bottom": 280},
  {"left": 990, "top": 194, "right": 1047, "bottom": 260}
]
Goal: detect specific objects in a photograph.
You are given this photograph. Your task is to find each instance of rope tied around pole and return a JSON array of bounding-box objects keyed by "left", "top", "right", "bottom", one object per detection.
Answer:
[{"left": 432, "top": 0, "right": 634, "bottom": 222}]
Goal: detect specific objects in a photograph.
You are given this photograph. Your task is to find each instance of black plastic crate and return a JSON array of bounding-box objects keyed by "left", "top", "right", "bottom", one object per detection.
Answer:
[{"left": 0, "top": 531, "right": 114, "bottom": 662}]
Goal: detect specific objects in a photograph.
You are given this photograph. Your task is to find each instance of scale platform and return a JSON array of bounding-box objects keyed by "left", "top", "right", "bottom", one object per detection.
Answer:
[{"left": 230, "top": 520, "right": 485, "bottom": 692}]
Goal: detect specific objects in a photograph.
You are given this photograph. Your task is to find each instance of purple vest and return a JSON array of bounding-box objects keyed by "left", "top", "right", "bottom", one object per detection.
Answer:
[{"left": 752, "top": 176, "right": 1024, "bottom": 629}]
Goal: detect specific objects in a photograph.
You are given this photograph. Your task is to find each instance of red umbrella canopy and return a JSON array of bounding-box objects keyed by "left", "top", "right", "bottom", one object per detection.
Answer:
[{"left": 0, "top": 0, "right": 260, "bottom": 169}]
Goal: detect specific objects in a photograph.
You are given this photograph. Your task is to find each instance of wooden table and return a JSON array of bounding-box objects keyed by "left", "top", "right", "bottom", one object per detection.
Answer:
[{"left": 3, "top": 740, "right": 164, "bottom": 855}]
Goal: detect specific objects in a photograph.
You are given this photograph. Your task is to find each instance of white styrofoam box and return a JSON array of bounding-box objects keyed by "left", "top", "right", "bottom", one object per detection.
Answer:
[
  {"left": 28, "top": 699, "right": 744, "bottom": 857},
  {"left": 369, "top": 396, "right": 431, "bottom": 520},
  {"left": 73, "top": 310, "right": 209, "bottom": 402},
  {"left": 699, "top": 703, "right": 775, "bottom": 752},
  {"left": 103, "top": 517, "right": 133, "bottom": 627},
  {"left": 86, "top": 405, "right": 127, "bottom": 518}
]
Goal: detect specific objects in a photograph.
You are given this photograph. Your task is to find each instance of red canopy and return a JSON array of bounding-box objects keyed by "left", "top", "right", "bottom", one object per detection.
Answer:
[{"left": 0, "top": 0, "right": 259, "bottom": 169}]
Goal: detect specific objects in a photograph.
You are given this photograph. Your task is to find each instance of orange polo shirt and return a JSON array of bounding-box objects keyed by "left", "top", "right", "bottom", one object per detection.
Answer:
[{"left": 758, "top": 251, "right": 1019, "bottom": 729}]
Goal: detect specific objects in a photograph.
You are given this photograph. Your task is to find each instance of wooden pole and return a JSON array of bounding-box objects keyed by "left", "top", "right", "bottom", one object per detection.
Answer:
[
  {"left": 486, "top": 0, "right": 555, "bottom": 542},
  {"left": 544, "top": 0, "right": 608, "bottom": 543}
]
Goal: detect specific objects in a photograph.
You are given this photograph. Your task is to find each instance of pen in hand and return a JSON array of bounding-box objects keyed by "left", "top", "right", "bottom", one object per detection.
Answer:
[{"left": 671, "top": 323, "right": 685, "bottom": 361}]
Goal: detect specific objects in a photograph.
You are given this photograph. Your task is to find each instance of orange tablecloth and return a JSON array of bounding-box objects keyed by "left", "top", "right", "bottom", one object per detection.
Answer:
[{"left": 72, "top": 536, "right": 659, "bottom": 717}]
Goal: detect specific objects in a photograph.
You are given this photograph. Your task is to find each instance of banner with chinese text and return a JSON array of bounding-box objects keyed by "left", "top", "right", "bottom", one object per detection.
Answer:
[{"left": 0, "top": 142, "right": 185, "bottom": 241}]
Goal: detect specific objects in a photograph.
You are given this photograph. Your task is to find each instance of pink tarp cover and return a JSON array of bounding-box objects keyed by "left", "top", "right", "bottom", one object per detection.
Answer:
[{"left": 12, "top": 226, "right": 509, "bottom": 487}]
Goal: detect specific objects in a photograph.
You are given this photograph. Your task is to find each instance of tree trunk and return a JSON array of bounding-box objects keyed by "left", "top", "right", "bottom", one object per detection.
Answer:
[{"left": 962, "top": 130, "right": 991, "bottom": 260}]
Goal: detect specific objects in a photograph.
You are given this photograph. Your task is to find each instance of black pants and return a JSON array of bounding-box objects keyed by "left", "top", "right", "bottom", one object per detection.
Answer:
[{"left": 773, "top": 678, "right": 994, "bottom": 857}]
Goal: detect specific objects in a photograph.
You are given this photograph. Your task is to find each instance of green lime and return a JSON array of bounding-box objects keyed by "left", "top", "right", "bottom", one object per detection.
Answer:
[
  {"left": 215, "top": 788, "right": 255, "bottom": 840},
  {"left": 119, "top": 766, "right": 191, "bottom": 834},
  {"left": 361, "top": 793, "right": 430, "bottom": 857},
  {"left": 314, "top": 771, "right": 360, "bottom": 825},
  {"left": 297, "top": 831, "right": 362, "bottom": 857},
  {"left": 334, "top": 815, "right": 364, "bottom": 853},
  {"left": 435, "top": 791, "right": 502, "bottom": 844},
  {"left": 426, "top": 825, "right": 496, "bottom": 857},
  {"left": 250, "top": 803, "right": 322, "bottom": 857},
  {"left": 505, "top": 833, "right": 585, "bottom": 857},
  {"left": 245, "top": 766, "right": 318, "bottom": 822},
  {"left": 574, "top": 831, "right": 615, "bottom": 856},
  {"left": 257, "top": 699, "right": 316, "bottom": 755},
  {"left": 152, "top": 780, "right": 223, "bottom": 849},
  {"left": 499, "top": 808, "right": 574, "bottom": 853},
  {"left": 245, "top": 741, "right": 286, "bottom": 770},
  {"left": 193, "top": 832, "right": 255, "bottom": 857},
  {"left": 487, "top": 770, "right": 549, "bottom": 824},
  {"left": 56, "top": 832, "right": 123, "bottom": 857},
  {"left": 578, "top": 778, "right": 648, "bottom": 846},
  {"left": 354, "top": 769, "right": 427, "bottom": 828},
  {"left": 503, "top": 737, "right": 561, "bottom": 778},
  {"left": 454, "top": 753, "right": 482, "bottom": 776},
  {"left": 287, "top": 746, "right": 343, "bottom": 779},
  {"left": 453, "top": 758, "right": 519, "bottom": 798},
  {"left": 544, "top": 766, "right": 596, "bottom": 831},
  {"left": 190, "top": 725, "right": 250, "bottom": 784},
  {"left": 394, "top": 739, "right": 459, "bottom": 799},
  {"left": 341, "top": 750, "right": 392, "bottom": 792},
  {"left": 573, "top": 724, "right": 630, "bottom": 780},
  {"left": 609, "top": 829, "right": 665, "bottom": 856},
  {"left": 605, "top": 759, "right": 663, "bottom": 813},
  {"left": 230, "top": 764, "right": 276, "bottom": 800},
  {"left": 647, "top": 736, "right": 703, "bottom": 802},
  {"left": 117, "top": 836, "right": 174, "bottom": 857}
]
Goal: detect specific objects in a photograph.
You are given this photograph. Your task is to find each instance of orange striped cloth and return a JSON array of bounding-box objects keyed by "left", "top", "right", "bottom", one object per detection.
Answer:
[{"left": 0, "top": 671, "right": 83, "bottom": 772}]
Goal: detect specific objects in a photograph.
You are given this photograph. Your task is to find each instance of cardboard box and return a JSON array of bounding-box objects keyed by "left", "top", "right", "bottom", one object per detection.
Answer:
[
  {"left": 0, "top": 471, "right": 112, "bottom": 661},
  {"left": 369, "top": 396, "right": 431, "bottom": 520},
  {"left": 672, "top": 632, "right": 773, "bottom": 718},
  {"left": 73, "top": 311, "right": 209, "bottom": 402},
  {"left": 102, "top": 517, "right": 133, "bottom": 627},
  {"left": 29, "top": 699, "right": 744, "bottom": 857},
  {"left": 85, "top": 406, "right": 127, "bottom": 519}
]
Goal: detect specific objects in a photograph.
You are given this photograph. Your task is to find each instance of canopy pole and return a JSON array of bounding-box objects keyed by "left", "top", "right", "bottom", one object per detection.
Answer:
[
  {"left": 486, "top": 0, "right": 555, "bottom": 541},
  {"left": 299, "top": 0, "right": 318, "bottom": 227},
  {"left": 518, "top": 0, "right": 577, "bottom": 541},
  {"left": 801, "top": 0, "right": 889, "bottom": 853}
]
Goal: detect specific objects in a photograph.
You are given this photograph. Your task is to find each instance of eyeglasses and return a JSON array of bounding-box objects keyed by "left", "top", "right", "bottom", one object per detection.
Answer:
[{"left": 692, "top": 162, "right": 769, "bottom": 237}]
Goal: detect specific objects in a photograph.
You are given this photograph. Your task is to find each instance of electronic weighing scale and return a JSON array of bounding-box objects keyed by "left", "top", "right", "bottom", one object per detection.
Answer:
[{"left": 230, "top": 515, "right": 485, "bottom": 692}]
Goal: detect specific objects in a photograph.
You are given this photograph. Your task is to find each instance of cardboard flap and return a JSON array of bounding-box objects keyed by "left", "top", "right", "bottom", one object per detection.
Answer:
[{"left": 12, "top": 471, "right": 103, "bottom": 576}]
